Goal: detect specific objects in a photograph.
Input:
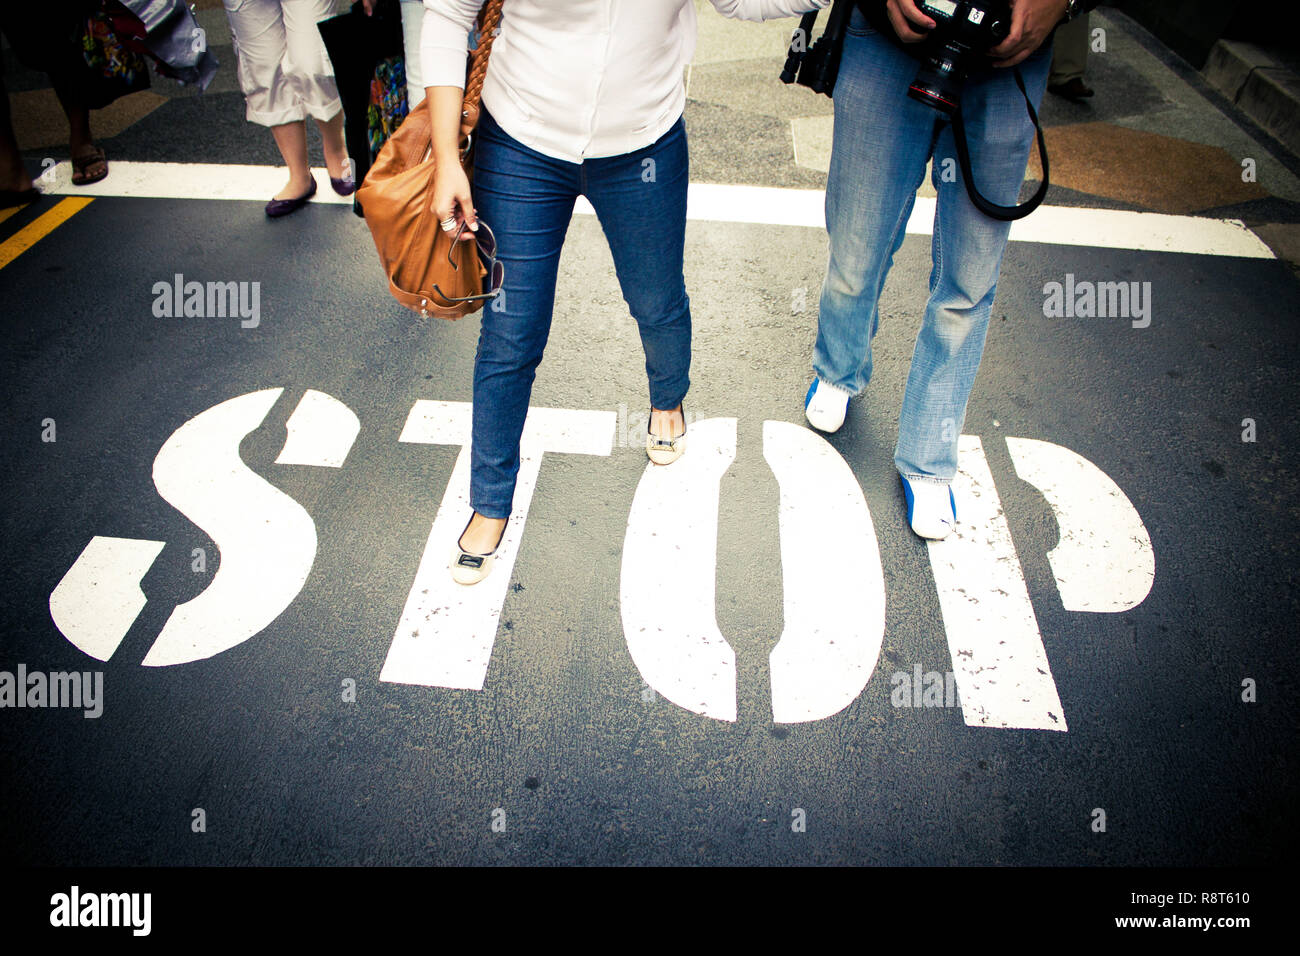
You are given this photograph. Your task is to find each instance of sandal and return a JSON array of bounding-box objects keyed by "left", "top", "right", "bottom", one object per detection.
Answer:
[
  {"left": 646, "top": 403, "right": 687, "bottom": 465},
  {"left": 70, "top": 146, "right": 108, "bottom": 187}
]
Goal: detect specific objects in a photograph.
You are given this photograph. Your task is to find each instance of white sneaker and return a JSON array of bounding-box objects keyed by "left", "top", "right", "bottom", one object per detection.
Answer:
[
  {"left": 901, "top": 476, "right": 957, "bottom": 540},
  {"left": 804, "top": 378, "right": 849, "bottom": 433}
]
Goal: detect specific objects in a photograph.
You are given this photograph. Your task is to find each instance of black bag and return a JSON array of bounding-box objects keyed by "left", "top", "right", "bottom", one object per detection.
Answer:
[{"left": 317, "top": 0, "right": 407, "bottom": 212}]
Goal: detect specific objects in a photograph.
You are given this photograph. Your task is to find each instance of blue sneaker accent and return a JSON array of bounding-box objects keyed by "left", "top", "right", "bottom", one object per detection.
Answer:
[
  {"left": 901, "top": 474, "right": 957, "bottom": 539},
  {"left": 804, "top": 379, "right": 818, "bottom": 409}
]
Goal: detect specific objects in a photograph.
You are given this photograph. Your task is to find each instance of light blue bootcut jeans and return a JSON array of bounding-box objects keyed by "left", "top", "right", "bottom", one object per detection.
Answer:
[
  {"left": 468, "top": 108, "right": 692, "bottom": 519},
  {"left": 814, "top": 7, "right": 1052, "bottom": 483}
]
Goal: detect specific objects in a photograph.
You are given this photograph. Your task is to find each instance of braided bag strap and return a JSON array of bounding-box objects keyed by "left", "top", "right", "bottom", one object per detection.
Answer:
[{"left": 460, "top": 0, "right": 504, "bottom": 139}]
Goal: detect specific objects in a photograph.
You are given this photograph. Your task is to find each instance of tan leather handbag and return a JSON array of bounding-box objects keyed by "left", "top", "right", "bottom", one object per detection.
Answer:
[{"left": 357, "top": 0, "right": 504, "bottom": 319}]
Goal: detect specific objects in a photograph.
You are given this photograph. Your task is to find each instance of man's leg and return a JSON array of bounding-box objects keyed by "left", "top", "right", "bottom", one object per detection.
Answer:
[
  {"left": 895, "top": 47, "right": 1053, "bottom": 487},
  {"left": 813, "top": 13, "right": 937, "bottom": 418},
  {"left": 1049, "top": 15, "right": 1092, "bottom": 98}
]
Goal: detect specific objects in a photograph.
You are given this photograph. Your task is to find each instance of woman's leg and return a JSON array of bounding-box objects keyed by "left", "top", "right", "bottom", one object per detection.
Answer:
[
  {"left": 582, "top": 117, "right": 692, "bottom": 438},
  {"left": 311, "top": 109, "right": 348, "bottom": 181},
  {"left": 280, "top": 0, "right": 348, "bottom": 179},
  {"left": 53, "top": 88, "right": 93, "bottom": 161},
  {"left": 268, "top": 119, "right": 313, "bottom": 199},
  {"left": 0, "top": 77, "right": 33, "bottom": 194},
  {"left": 223, "top": 0, "right": 312, "bottom": 198},
  {"left": 461, "top": 111, "right": 581, "bottom": 549},
  {"left": 49, "top": 79, "right": 108, "bottom": 185}
]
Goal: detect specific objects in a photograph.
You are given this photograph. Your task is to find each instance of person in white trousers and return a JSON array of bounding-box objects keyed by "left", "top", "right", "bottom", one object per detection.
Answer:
[{"left": 221, "top": 0, "right": 354, "bottom": 216}]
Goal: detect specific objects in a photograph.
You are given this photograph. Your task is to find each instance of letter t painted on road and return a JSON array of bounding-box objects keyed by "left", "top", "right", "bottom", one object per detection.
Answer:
[{"left": 380, "top": 401, "right": 616, "bottom": 689}]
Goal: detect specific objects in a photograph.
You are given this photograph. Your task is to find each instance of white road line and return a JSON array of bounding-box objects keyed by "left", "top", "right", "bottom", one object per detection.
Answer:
[
  {"left": 382, "top": 401, "right": 615, "bottom": 689},
  {"left": 36, "top": 161, "right": 354, "bottom": 205},
  {"left": 764, "top": 421, "right": 886, "bottom": 724},
  {"left": 621, "top": 418, "right": 738, "bottom": 722},
  {"left": 1006, "top": 437, "right": 1155, "bottom": 613},
  {"left": 927, "top": 436, "right": 1068, "bottom": 732},
  {"left": 35, "top": 161, "right": 1275, "bottom": 259},
  {"left": 50, "top": 536, "right": 165, "bottom": 662},
  {"left": 275, "top": 389, "right": 360, "bottom": 468},
  {"left": 145, "top": 387, "right": 319, "bottom": 667}
]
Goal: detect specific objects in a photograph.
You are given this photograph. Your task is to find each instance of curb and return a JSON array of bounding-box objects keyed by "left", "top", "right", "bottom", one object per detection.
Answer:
[{"left": 1203, "top": 40, "right": 1300, "bottom": 159}]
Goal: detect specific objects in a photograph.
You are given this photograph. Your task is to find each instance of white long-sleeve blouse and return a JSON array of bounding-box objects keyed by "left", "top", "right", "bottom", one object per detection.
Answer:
[{"left": 421, "top": 0, "right": 830, "bottom": 163}]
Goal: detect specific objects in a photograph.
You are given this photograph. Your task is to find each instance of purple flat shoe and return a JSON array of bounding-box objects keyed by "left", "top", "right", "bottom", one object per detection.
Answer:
[
  {"left": 265, "top": 177, "right": 317, "bottom": 218},
  {"left": 330, "top": 175, "right": 356, "bottom": 197}
]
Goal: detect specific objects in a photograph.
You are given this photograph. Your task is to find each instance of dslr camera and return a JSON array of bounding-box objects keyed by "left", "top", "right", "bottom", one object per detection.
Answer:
[{"left": 907, "top": 0, "right": 1011, "bottom": 113}]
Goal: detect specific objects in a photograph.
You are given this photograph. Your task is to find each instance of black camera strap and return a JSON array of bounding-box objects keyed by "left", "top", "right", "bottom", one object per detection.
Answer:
[{"left": 950, "top": 67, "right": 1049, "bottom": 221}]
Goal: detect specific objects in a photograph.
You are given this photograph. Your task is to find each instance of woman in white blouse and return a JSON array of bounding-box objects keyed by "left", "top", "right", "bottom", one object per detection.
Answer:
[{"left": 425, "top": 0, "right": 828, "bottom": 585}]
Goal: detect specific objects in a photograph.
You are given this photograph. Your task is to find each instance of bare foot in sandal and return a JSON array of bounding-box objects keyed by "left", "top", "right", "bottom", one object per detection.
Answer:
[{"left": 70, "top": 145, "right": 108, "bottom": 186}]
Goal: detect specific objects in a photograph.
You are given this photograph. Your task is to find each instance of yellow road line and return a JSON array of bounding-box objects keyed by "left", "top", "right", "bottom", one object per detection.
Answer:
[
  {"left": 0, "top": 197, "right": 94, "bottom": 270},
  {"left": 0, "top": 204, "right": 25, "bottom": 227}
]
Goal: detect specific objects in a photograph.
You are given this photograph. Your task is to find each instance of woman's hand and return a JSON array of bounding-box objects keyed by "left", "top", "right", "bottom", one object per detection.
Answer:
[
  {"left": 433, "top": 161, "right": 477, "bottom": 240},
  {"left": 427, "top": 86, "right": 478, "bottom": 239},
  {"left": 885, "top": 0, "right": 936, "bottom": 43}
]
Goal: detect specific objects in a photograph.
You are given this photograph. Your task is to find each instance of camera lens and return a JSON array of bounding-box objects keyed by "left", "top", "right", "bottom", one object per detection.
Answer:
[{"left": 908, "top": 51, "right": 963, "bottom": 113}]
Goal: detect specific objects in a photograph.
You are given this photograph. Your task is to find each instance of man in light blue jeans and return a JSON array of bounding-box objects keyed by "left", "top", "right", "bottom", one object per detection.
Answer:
[{"left": 805, "top": 0, "right": 1078, "bottom": 538}]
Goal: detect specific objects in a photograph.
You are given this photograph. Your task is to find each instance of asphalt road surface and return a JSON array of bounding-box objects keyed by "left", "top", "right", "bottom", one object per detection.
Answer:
[
  {"left": 1, "top": 177, "right": 1296, "bottom": 865},
  {"left": 1, "top": 3, "right": 1297, "bottom": 869}
]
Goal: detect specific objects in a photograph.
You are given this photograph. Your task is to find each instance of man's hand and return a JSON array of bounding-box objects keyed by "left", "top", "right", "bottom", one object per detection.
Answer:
[
  {"left": 989, "top": 0, "right": 1069, "bottom": 68},
  {"left": 886, "top": 0, "right": 936, "bottom": 44},
  {"left": 361, "top": 0, "right": 375, "bottom": 15}
]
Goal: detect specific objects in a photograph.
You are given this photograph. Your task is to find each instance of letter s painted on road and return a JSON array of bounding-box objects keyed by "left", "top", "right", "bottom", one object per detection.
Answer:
[{"left": 49, "top": 388, "right": 359, "bottom": 665}]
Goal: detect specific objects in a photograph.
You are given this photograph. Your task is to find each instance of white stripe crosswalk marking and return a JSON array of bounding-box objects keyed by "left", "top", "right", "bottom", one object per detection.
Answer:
[{"left": 34, "top": 161, "right": 1275, "bottom": 259}]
